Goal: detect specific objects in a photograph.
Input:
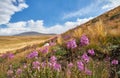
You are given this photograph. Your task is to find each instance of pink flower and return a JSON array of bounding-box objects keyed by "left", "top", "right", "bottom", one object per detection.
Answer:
[
  {"left": 77, "top": 61, "right": 84, "bottom": 71},
  {"left": 85, "top": 68, "right": 92, "bottom": 75},
  {"left": 88, "top": 49, "right": 95, "bottom": 56},
  {"left": 16, "top": 68, "right": 22, "bottom": 75},
  {"left": 32, "top": 61, "right": 40, "bottom": 70},
  {"left": 53, "top": 63, "right": 61, "bottom": 71},
  {"left": 82, "top": 53, "right": 90, "bottom": 63},
  {"left": 49, "top": 41, "right": 56, "bottom": 46},
  {"left": 67, "top": 39, "right": 77, "bottom": 49},
  {"left": 80, "top": 35, "right": 89, "bottom": 46},
  {"left": 50, "top": 56, "right": 57, "bottom": 63},
  {"left": 8, "top": 53, "right": 14, "bottom": 59},
  {"left": 1, "top": 53, "right": 8, "bottom": 58},
  {"left": 7, "top": 70, "right": 13, "bottom": 76},
  {"left": 1, "top": 52, "right": 14, "bottom": 59},
  {"left": 40, "top": 46, "right": 49, "bottom": 54},
  {"left": 68, "top": 62, "right": 73, "bottom": 68},
  {"left": 27, "top": 51, "right": 38, "bottom": 59},
  {"left": 111, "top": 59, "right": 118, "bottom": 65}
]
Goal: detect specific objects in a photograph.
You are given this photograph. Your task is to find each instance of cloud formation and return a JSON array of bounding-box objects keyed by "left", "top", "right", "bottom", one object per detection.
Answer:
[
  {"left": 63, "top": 0, "right": 120, "bottom": 19},
  {"left": 0, "top": 0, "right": 28, "bottom": 24},
  {"left": 0, "top": 17, "right": 93, "bottom": 35},
  {"left": 102, "top": 0, "right": 120, "bottom": 10}
]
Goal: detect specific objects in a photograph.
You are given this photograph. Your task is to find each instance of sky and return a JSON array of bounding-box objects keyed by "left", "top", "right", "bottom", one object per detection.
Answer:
[{"left": 0, "top": 0, "right": 120, "bottom": 35}]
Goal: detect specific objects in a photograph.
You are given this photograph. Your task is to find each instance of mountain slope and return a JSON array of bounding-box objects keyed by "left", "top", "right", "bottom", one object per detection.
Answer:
[{"left": 62, "top": 5, "right": 120, "bottom": 37}]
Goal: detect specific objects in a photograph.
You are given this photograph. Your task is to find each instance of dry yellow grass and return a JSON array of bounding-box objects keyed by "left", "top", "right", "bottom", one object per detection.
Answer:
[
  {"left": 0, "top": 35, "right": 54, "bottom": 53},
  {"left": 57, "top": 35, "right": 63, "bottom": 45},
  {"left": 87, "top": 20, "right": 107, "bottom": 45},
  {"left": 72, "top": 27, "right": 83, "bottom": 39}
]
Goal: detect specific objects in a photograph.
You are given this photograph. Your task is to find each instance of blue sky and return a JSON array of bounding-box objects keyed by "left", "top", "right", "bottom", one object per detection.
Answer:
[
  {"left": 0, "top": 0, "right": 120, "bottom": 35},
  {"left": 10, "top": 0, "right": 92, "bottom": 26}
]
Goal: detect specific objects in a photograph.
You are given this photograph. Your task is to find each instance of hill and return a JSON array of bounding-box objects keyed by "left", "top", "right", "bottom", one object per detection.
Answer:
[
  {"left": 62, "top": 5, "right": 120, "bottom": 37},
  {"left": 14, "top": 31, "right": 56, "bottom": 36}
]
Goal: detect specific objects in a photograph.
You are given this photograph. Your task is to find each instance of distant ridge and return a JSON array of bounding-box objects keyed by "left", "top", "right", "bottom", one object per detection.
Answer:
[{"left": 14, "top": 31, "right": 56, "bottom": 36}]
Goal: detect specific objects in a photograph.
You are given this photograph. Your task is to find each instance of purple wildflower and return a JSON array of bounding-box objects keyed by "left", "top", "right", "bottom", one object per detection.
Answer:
[
  {"left": 68, "top": 62, "right": 73, "bottom": 68},
  {"left": 80, "top": 35, "right": 89, "bottom": 46},
  {"left": 40, "top": 46, "right": 49, "bottom": 54},
  {"left": 32, "top": 61, "right": 40, "bottom": 70},
  {"left": 111, "top": 59, "right": 118, "bottom": 65},
  {"left": 82, "top": 53, "right": 90, "bottom": 63},
  {"left": 49, "top": 41, "right": 56, "bottom": 46},
  {"left": 16, "top": 68, "right": 22, "bottom": 75},
  {"left": 67, "top": 39, "right": 77, "bottom": 49},
  {"left": 50, "top": 56, "right": 57, "bottom": 63},
  {"left": 8, "top": 53, "right": 14, "bottom": 59},
  {"left": 85, "top": 68, "right": 92, "bottom": 75},
  {"left": 41, "top": 62, "right": 47, "bottom": 68},
  {"left": 27, "top": 51, "right": 38, "bottom": 59},
  {"left": 88, "top": 49, "right": 95, "bottom": 56},
  {"left": 1, "top": 53, "right": 8, "bottom": 58},
  {"left": 53, "top": 63, "right": 61, "bottom": 71},
  {"left": 7, "top": 70, "right": 13, "bottom": 76},
  {"left": 77, "top": 61, "right": 84, "bottom": 71},
  {"left": 1, "top": 52, "right": 14, "bottom": 59}
]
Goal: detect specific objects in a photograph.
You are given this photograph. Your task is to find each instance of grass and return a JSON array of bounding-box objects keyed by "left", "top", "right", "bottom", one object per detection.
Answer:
[{"left": 0, "top": 35, "right": 54, "bottom": 53}]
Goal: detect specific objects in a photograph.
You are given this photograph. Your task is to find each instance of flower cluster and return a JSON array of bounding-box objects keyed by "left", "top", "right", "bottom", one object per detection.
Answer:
[
  {"left": 49, "top": 56, "right": 61, "bottom": 71},
  {"left": 49, "top": 41, "right": 56, "bottom": 46},
  {"left": 85, "top": 68, "right": 92, "bottom": 75},
  {"left": 1, "top": 52, "right": 14, "bottom": 59},
  {"left": 41, "top": 62, "right": 47, "bottom": 68},
  {"left": 16, "top": 68, "right": 22, "bottom": 75},
  {"left": 32, "top": 61, "right": 40, "bottom": 70},
  {"left": 77, "top": 61, "right": 84, "bottom": 71},
  {"left": 39, "top": 46, "right": 49, "bottom": 54},
  {"left": 82, "top": 53, "right": 90, "bottom": 63},
  {"left": 111, "top": 59, "right": 118, "bottom": 65},
  {"left": 7, "top": 70, "right": 14, "bottom": 76},
  {"left": 77, "top": 60, "right": 92, "bottom": 75},
  {"left": 67, "top": 39, "right": 77, "bottom": 49},
  {"left": 68, "top": 62, "right": 74, "bottom": 68},
  {"left": 88, "top": 49, "right": 95, "bottom": 56},
  {"left": 80, "top": 35, "right": 89, "bottom": 46},
  {"left": 27, "top": 51, "right": 38, "bottom": 59}
]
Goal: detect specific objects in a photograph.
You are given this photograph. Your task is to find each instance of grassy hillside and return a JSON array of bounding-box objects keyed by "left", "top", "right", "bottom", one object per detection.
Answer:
[
  {"left": 63, "top": 6, "right": 120, "bottom": 37},
  {"left": 0, "top": 6, "right": 120, "bottom": 78}
]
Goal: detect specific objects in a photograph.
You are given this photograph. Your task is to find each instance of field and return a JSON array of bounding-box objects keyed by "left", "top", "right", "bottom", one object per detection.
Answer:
[
  {"left": 0, "top": 6, "right": 120, "bottom": 78},
  {"left": 0, "top": 35, "right": 54, "bottom": 53}
]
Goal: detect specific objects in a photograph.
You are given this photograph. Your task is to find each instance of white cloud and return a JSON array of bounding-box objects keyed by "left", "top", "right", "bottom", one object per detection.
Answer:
[
  {"left": 0, "top": 17, "right": 93, "bottom": 35},
  {"left": 0, "top": 0, "right": 28, "bottom": 25},
  {"left": 102, "top": 0, "right": 120, "bottom": 10},
  {"left": 63, "top": 0, "right": 120, "bottom": 19},
  {"left": 63, "top": 0, "right": 103, "bottom": 19}
]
